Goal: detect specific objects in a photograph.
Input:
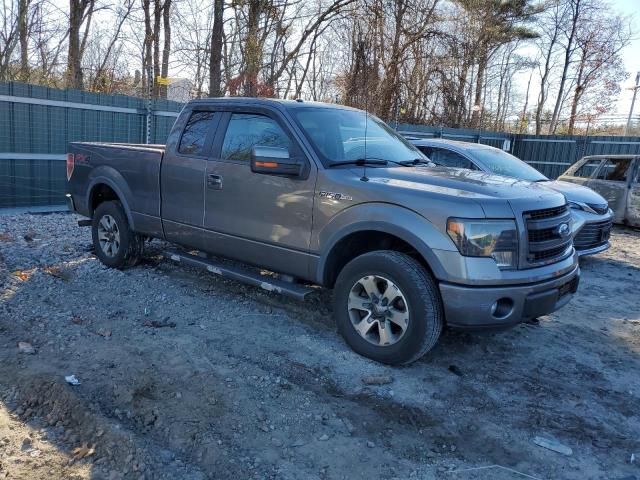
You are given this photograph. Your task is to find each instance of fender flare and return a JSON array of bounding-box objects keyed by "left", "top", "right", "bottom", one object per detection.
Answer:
[
  {"left": 315, "top": 203, "right": 455, "bottom": 284},
  {"left": 85, "top": 166, "right": 136, "bottom": 229}
]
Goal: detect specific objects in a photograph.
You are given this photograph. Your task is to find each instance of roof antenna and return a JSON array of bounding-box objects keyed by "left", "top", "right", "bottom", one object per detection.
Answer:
[{"left": 360, "top": 33, "right": 369, "bottom": 182}]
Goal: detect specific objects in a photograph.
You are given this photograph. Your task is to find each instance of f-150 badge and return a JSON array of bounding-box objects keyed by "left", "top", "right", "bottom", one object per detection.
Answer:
[{"left": 319, "top": 191, "right": 353, "bottom": 201}]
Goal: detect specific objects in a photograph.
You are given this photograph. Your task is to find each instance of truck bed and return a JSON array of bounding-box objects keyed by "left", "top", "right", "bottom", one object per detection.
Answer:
[{"left": 67, "top": 141, "right": 165, "bottom": 224}]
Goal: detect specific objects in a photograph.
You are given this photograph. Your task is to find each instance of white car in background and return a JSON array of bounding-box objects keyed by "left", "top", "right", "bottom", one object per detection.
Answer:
[{"left": 409, "top": 138, "right": 613, "bottom": 257}]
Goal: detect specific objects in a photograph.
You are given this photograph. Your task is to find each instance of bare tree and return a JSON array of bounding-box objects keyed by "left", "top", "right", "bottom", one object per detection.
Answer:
[
  {"left": 547, "top": 0, "right": 585, "bottom": 133},
  {"left": 0, "top": 0, "right": 20, "bottom": 80},
  {"left": 566, "top": 13, "right": 629, "bottom": 133},
  {"left": 535, "top": 0, "right": 564, "bottom": 134},
  {"left": 209, "top": 0, "right": 223, "bottom": 96},
  {"left": 89, "top": 0, "right": 135, "bottom": 91},
  {"left": 67, "top": 0, "right": 96, "bottom": 88}
]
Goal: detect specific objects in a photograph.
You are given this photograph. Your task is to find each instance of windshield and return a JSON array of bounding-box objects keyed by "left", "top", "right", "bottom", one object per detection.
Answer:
[
  {"left": 291, "top": 107, "right": 426, "bottom": 165},
  {"left": 472, "top": 148, "right": 547, "bottom": 182}
]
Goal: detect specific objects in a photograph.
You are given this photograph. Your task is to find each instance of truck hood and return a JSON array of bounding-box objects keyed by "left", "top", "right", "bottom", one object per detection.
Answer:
[
  {"left": 366, "top": 166, "right": 561, "bottom": 201},
  {"left": 537, "top": 180, "right": 608, "bottom": 207}
]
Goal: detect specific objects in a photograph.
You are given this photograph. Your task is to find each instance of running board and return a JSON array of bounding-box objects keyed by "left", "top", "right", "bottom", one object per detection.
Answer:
[{"left": 163, "top": 250, "right": 315, "bottom": 301}]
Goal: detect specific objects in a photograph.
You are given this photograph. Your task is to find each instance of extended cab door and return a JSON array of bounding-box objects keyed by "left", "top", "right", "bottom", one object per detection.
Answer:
[
  {"left": 161, "top": 109, "right": 221, "bottom": 245},
  {"left": 588, "top": 157, "right": 634, "bottom": 223},
  {"left": 202, "top": 108, "right": 317, "bottom": 278},
  {"left": 627, "top": 158, "right": 640, "bottom": 227}
]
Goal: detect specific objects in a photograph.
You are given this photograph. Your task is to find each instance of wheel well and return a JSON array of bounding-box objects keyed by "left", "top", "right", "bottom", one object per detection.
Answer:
[
  {"left": 323, "top": 231, "right": 431, "bottom": 287},
  {"left": 90, "top": 183, "right": 120, "bottom": 215}
]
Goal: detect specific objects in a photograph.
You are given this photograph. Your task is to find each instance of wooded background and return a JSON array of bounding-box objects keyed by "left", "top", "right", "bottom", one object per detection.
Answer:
[{"left": 0, "top": 0, "right": 635, "bottom": 134}]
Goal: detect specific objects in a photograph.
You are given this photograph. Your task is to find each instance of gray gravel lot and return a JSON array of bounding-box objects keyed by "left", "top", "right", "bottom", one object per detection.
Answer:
[{"left": 0, "top": 212, "right": 639, "bottom": 480}]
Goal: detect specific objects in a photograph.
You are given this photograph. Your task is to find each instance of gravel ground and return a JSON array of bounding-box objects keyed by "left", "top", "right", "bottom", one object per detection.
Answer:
[{"left": 0, "top": 212, "right": 639, "bottom": 480}]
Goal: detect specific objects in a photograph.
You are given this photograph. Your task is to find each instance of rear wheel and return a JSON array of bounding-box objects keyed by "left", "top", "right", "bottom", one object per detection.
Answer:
[
  {"left": 334, "top": 250, "right": 443, "bottom": 365},
  {"left": 92, "top": 201, "right": 143, "bottom": 268}
]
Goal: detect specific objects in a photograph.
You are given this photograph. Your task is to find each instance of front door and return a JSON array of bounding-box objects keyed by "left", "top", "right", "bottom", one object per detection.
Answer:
[
  {"left": 588, "top": 157, "right": 634, "bottom": 223},
  {"left": 203, "top": 109, "right": 317, "bottom": 278},
  {"left": 559, "top": 157, "right": 603, "bottom": 189},
  {"left": 627, "top": 158, "right": 640, "bottom": 227}
]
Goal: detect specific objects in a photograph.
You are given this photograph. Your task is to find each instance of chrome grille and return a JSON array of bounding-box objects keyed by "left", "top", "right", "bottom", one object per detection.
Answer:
[
  {"left": 574, "top": 219, "right": 612, "bottom": 250},
  {"left": 527, "top": 205, "right": 568, "bottom": 220},
  {"left": 523, "top": 205, "right": 573, "bottom": 266}
]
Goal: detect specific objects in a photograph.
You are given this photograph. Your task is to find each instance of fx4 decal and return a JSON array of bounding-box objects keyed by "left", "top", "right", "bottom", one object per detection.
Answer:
[{"left": 319, "top": 191, "right": 353, "bottom": 201}]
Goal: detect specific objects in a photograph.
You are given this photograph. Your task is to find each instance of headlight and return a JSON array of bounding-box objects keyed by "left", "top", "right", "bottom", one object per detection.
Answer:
[
  {"left": 568, "top": 201, "right": 608, "bottom": 215},
  {"left": 447, "top": 218, "right": 518, "bottom": 269}
]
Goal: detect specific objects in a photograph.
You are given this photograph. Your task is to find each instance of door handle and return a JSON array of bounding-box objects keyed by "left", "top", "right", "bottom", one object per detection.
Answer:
[{"left": 207, "top": 174, "right": 223, "bottom": 190}]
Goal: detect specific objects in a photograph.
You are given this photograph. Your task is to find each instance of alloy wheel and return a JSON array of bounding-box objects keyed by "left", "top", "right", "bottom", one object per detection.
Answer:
[
  {"left": 347, "top": 275, "right": 410, "bottom": 346},
  {"left": 97, "top": 214, "right": 121, "bottom": 257}
]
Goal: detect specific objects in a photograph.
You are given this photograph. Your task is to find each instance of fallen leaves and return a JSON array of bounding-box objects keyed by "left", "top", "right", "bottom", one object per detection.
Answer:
[
  {"left": 12, "top": 265, "right": 73, "bottom": 282},
  {"left": 43, "top": 265, "right": 73, "bottom": 282},
  {"left": 72, "top": 443, "right": 96, "bottom": 459},
  {"left": 13, "top": 269, "right": 34, "bottom": 281}
]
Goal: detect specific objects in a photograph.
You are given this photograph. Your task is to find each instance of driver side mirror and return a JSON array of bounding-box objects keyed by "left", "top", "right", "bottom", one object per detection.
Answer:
[{"left": 250, "top": 146, "right": 303, "bottom": 177}]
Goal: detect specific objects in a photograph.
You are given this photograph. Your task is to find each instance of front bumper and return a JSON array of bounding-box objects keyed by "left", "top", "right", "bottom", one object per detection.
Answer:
[
  {"left": 571, "top": 209, "right": 613, "bottom": 256},
  {"left": 439, "top": 264, "right": 580, "bottom": 330},
  {"left": 576, "top": 241, "right": 610, "bottom": 257}
]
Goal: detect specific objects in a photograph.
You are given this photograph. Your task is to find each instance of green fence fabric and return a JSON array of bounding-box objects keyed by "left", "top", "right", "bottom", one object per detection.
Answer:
[
  {"left": 0, "top": 82, "right": 182, "bottom": 207},
  {"left": 1, "top": 82, "right": 639, "bottom": 207}
]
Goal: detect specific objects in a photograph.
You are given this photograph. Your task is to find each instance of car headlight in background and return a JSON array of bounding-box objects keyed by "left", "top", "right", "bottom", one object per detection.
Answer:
[
  {"left": 447, "top": 218, "right": 518, "bottom": 269},
  {"left": 567, "top": 201, "right": 609, "bottom": 215}
]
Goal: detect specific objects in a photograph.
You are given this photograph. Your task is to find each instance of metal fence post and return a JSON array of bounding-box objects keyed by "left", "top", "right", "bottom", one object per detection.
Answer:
[{"left": 146, "top": 65, "right": 153, "bottom": 144}]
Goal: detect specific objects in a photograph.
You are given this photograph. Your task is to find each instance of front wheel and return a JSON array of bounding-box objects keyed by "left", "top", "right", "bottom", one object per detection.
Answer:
[
  {"left": 334, "top": 250, "right": 443, "bottom": 365},
  {"left": 91, "top": 200, "right": 143, "bottom": 269}
]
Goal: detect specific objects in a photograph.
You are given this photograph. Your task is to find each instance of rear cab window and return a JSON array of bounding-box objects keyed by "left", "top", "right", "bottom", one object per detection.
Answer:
[{"left": 178, "top": 111, "right": 217, "bottom": 155}]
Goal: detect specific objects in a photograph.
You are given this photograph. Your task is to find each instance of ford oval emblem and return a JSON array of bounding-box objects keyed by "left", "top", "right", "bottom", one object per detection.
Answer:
[{"left": 557, "top": 223, "right": 570, "bottom": 238}]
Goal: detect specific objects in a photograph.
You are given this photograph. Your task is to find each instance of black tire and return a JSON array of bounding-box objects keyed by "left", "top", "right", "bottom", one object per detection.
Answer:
[
  {"left": 91, "top": 200, "right": 143, "bottom": 269},
  {"left": 334, "top": 250, "right": 443, "bottom": 365}
]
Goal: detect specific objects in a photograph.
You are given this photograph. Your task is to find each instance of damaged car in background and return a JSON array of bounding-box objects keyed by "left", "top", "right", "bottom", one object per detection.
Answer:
[{"left": 558, "top": 155, "right": 640, "bottom": 228}]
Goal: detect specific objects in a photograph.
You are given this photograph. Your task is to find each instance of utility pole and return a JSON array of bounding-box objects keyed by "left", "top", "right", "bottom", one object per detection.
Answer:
[{"left": 624, "top": 72, "right": 640, "bottom": 136}]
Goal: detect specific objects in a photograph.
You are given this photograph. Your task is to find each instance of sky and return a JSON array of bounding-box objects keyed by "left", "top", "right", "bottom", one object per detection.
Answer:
[
  {"left": 612, "top": 0, "right": 640, "bottom": 115},
  {"left": 510, "top": 0, "right": 640, "bottom": 125}
]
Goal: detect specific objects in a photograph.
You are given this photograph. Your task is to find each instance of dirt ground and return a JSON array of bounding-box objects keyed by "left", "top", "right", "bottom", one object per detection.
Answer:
[{"left": 0, "top": 212, "right": 639, "bottom": 480}]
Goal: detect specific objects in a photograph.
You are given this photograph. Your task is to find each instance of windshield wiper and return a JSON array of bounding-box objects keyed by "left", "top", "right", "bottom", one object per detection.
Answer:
[{"left": 328, "top": 159, "right": 388, "bottom": 168}]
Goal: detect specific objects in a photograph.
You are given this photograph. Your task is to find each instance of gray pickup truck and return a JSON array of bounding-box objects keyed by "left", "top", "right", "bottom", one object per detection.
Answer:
[{"left": 66, "top": 98, "right": 580, "bottom": 365}]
